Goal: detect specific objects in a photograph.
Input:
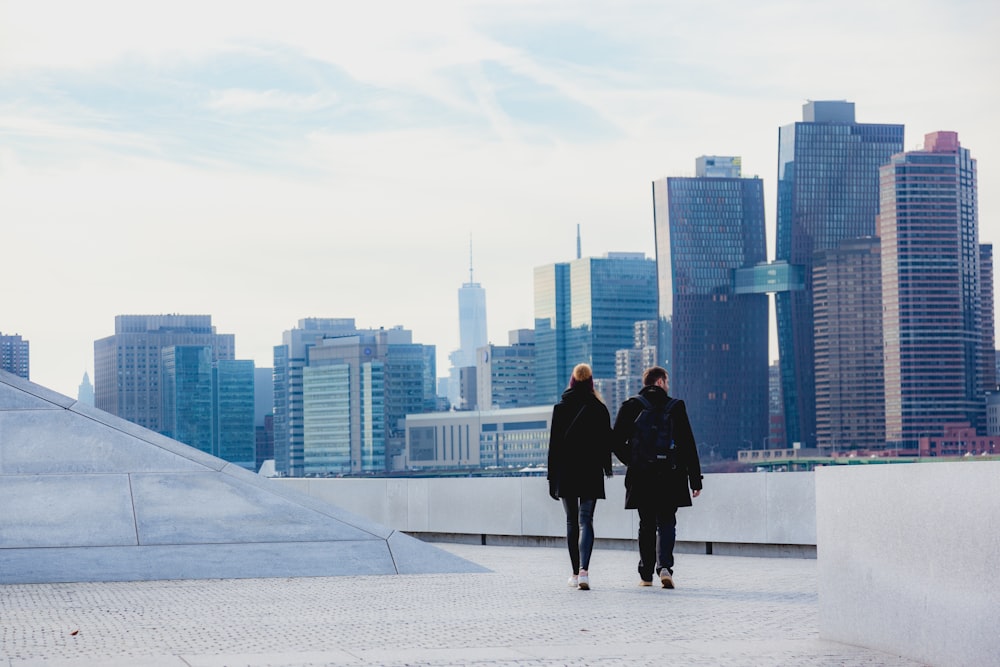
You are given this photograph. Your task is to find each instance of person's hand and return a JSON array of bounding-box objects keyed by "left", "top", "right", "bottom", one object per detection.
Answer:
[{"left": 692, "top": 489, "right": 701, "bottom": 498}]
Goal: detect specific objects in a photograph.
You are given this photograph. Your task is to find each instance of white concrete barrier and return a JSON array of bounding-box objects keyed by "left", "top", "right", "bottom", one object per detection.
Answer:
[
  {"left": 277, "top": 471, "right": 817, "bottom": 555},
  {"left": 816, "top": 461, "right": 1000, "bottom": 667}
]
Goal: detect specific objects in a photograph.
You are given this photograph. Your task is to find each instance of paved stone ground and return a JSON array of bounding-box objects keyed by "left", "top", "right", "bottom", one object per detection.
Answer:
[{"left": 0, "top": 543, "right": 928, "bottom": 667}]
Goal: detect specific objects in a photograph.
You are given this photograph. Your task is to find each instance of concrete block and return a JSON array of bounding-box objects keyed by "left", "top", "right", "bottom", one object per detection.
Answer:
[
  {"left": 679, "top": 472, "right": 766, "bottom": 542},
  {"left": 0, "top": 541, "right": 401, "bottom": 584},
  {"left": 131, "top": 473, "right": 384, "bottom": 545},
  {"left": 387, "top": 530, "right": 490, "bottom": 574},
  {"left": 68, "top": 401, "right": 225, "bottom": 471},
  {"left": 0, "top": 411, "right": 209, "bottom": 474},
  {"left": 426, "top": 477, "right": 523, "bottom": 535},
  {"left": 0, "top": 370, "right": 75, "bottom": 408},
  {"left": 406, "top": 478, "right": 431, "bottom": 532},
  {"left": 0, "top": 474, "right": 138, "bottom": 548},
  {"left": 817, "top": 461, "right": 1000, "bottom": 667},
  {"left": 765, "top": 472, "right": 816, "bottom": 544}
]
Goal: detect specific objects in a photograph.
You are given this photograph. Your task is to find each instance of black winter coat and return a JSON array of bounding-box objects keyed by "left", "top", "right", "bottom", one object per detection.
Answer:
[
  {"left": 612, "top": 385, "right": 703, "bottom": 510},
  {"left": 546, "top": 387, "right": 613, "bottom": 500}
]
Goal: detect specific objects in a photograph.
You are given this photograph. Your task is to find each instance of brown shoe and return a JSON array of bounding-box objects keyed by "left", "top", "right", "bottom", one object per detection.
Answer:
[
  {"left": 660, "top": 570, "right": 674, "bottom": 589},
  {"left": 639, "top": 579, "right": 653, "bottom": 587}
]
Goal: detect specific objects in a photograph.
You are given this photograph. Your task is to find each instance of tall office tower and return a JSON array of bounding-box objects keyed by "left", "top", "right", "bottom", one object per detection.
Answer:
[
  {"left": 447, "top": 250, "right": 488, "bottom": 408},
  {"left": 213, "top": 359, "right": 256, "bottom": 469},
  {"left": 879, "top": 131, "right": 994, "bottom": 444},
  {"left": 656, "top": 156, "right": 768, "bottom": 460},
  {"left": 77, "top": 372, "right": 95, "bottom": 406},
  {"left": 94, "top": 315, "right": 236, "bottom": 432},
  {"left": 477, "top": 329, "right": 537, "bottom": 410},
  {"left": 272, "top": 318, "right": 360, "bottom": 476},
  {"left": 813, "top": 237, "right": 885, "bottom": 451},
  {"left": 161, "top": 346, "right": 214, "bottom": 455},
  {"left": 301, "top": 326, "right": 435, "bottom": 475},
  {"left": 0, "top": 332, "right": 29, "bottom": 379},
  {"left": 979, "top": 246, "right": 997, "bottom": 417},
  {"left": 775, "top": 101, "right": 904, "bottom": 447},
  {"left": 533, "top": 253, "right": 657, "bottom": 405},
  {"left": 160, "top": 346, "right": 256, "bottom": 469}
]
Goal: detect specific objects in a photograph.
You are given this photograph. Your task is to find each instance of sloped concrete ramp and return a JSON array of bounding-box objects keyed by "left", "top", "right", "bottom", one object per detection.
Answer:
[{"left": 0, "top": 370, "right": 487, "bottom": 584}]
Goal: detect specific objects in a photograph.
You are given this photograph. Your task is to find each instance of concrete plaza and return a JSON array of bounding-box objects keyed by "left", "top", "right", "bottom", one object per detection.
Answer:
[{"left": 1, "top": 542, "right": 926, "bottom": 667}]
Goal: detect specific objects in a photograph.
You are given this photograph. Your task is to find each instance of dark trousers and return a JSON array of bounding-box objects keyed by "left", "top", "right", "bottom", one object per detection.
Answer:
[
  {"left": 636, "top": 504, "right": 677, "bottom": 580},
  {"left": 562, "top": 497, "right": 597, "bottom": 574}
]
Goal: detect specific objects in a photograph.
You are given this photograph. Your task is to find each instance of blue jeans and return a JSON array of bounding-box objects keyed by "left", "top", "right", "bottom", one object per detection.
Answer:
[
  {"left": 562, "top": 497, "right": 597, "bottom": 574},
  {"left": 637, "top": 504, "right": 677, "bottom": 580}
]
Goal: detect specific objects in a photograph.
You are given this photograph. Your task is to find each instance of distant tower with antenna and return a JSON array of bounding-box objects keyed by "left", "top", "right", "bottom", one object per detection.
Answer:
[
  {"left": 446, "top": 238, "right": 488, "bottom": 408},
  {"left": 576, "top": 224, "right": 582, "bottom": 259}
]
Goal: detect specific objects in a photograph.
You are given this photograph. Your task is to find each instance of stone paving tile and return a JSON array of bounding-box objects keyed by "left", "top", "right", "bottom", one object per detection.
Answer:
[{"left": 0, "top": 543, "right": 928, "bottom": 667}]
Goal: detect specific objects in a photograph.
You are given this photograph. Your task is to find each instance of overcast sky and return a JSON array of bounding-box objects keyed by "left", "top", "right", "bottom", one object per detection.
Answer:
[{"left": 2, "top": 0, "right": 998, "bottom": 397}]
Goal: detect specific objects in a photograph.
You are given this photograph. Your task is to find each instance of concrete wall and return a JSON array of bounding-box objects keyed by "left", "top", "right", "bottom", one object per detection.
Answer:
[
  {"left": 276, "top": 471, "right": 817, "bottom": 555},
  {"left": 816, "top": 461, "right": 1000, "bottom": 667}
]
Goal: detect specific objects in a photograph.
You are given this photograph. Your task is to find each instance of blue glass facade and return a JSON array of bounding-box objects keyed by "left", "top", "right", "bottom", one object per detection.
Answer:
[
  {"left": 534, "top": 255, "right": 657, "bottom": 405},
  {"left": 213, "top": 360, "right": 256, "bottom": 470},
  {"left": 774, "top": 102, "right": 903, "bottom": 447},
  {"left": 161, "top": 346, "right": 214, "bottom": 455},
  {"left": 662, "top": 173, "right": 769, "bottom": 460}
]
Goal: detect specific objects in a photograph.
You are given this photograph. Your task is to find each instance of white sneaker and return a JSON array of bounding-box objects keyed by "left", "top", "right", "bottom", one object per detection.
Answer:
[
  {"left": 568, "top": 574, "right": 578, "bottom": 587},
  {"left": 577, "top": 569, "right": 590, "bottom": 590}
]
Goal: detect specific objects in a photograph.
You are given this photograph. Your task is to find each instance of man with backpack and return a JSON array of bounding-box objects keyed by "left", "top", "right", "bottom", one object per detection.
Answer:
[{"left": 612, "top": 366, "right": 703, "bottom": 588}]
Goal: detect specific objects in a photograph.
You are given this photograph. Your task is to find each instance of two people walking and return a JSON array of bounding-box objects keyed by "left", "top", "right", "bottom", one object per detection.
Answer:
[{"left": 547, "top": 364, "right": 703, "bottom": 590}]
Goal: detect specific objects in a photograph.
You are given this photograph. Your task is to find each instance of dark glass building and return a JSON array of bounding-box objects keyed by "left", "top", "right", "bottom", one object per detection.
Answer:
[
  {"left": 656, "top": 156, "right": 769, "bottom": 460},
  {"left": 775, "top": 102, "right": 904, "bottom": 447}
]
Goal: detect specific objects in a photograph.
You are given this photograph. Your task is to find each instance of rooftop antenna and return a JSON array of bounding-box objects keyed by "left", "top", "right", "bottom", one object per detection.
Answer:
[
  {"left": 576, "top": 224, "right": 582, "bottom": 259},
  {"left": 468, "top": 235, "right": 474, "bottom": 283}
]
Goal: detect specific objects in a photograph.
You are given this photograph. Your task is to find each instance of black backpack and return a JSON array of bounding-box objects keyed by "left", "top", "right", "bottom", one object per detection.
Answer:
[{"left": 629, "top": 395, "right": 680, "bottom": 469}]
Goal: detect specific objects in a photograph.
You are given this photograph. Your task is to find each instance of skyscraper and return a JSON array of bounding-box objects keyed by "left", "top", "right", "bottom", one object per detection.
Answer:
[
  {"left": 879, "top": 131, "right": 994, "bottom": 445},
  {"left": 533, "top": 253, "right": 657, "bottom": 405},
  {"left": 813, "top": 237, "right": 885, "bottom": 451},
  {"left": 94, "top": 315, "right": 236, "bottom": 432},
  {"left": 655, "top": 156, "right": 768, "bottom": 460},
  {"left": 302, "top": 326, "right": 435, "bottom": 474},
  {"left": 774, "top": 101, "right": 904, "bottom": 447},
  {"left": 77, "top": 372, "right": 95, "bottom": 406},
  {"left": 160, "top": 345, "right": 255, "bottom": 470},
  {"left": 272, "top": 318, "right": 362, "bottom": 476},
  {"left": 0, "top": 332, "right": 29, "bottom": 379},
  {"left": 447, "top": 247, "right": 488, "bottom": 409},
  {"left": 476, "top": 329, "right": 536, "bottom": 410}
]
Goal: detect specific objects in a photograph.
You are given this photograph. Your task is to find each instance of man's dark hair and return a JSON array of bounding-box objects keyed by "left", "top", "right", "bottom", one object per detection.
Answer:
[{"left": 642, "top": 366, "right": 668, "bottom": 387}]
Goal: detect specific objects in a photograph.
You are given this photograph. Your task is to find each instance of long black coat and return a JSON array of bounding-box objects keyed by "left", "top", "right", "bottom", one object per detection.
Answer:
[
  {"left": 546, "top": 387, "right": 613, "bottom": 500},
  {"left": 612, "top": 385, "right": 703, "bottom": 510}
]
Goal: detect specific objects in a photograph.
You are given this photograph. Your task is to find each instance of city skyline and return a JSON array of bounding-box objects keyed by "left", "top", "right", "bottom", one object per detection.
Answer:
[{"left": 2, "top": 1, "right": 998, "bottom": 397}]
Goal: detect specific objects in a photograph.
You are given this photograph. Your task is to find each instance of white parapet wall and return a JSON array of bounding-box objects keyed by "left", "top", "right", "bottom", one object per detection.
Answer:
[
  {"left": 816, "top": 461, "right": 1000, "bottom": 667},
  {"left": 275, "top": 471, "right": 816, "bottom": 555}
]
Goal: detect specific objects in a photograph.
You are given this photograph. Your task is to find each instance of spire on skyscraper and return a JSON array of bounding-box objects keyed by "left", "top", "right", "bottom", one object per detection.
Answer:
[{"left": 576, "top": 224, "right": 581, "bottom": 260}]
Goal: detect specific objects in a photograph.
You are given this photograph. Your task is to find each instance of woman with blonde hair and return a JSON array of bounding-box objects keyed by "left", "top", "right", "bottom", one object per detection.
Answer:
[{"left": 546, "top": 363, "right": 613, "bottom": 590}]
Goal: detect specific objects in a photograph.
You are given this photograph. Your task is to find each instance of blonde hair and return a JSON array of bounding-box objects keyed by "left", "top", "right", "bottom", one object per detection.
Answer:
[{"left": 568, "top": 363, "right": 604, "bottom": 404}]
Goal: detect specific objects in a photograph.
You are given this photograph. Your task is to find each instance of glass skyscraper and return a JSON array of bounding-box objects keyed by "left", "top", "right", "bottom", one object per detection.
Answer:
[
  {"left": 775, "top": 102, "right": 904, "bottom": 447},
  {"left": 534, "top": 254, "right": 657, "bottom": 406},
  {"left": 94, "top": 314, "right": 235, "bottom": 433},
  {"left": 297, "top": 325, "right": 435, "bottom": 475},
  {"left": 161, "top": 346, "right": 255, "bottom": 470},
  {"left": 656, "top": 156, "right": 769, "bottom": 460},
  {"left": 879, "top": 131, "right": 995, "bottom": 445}
]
